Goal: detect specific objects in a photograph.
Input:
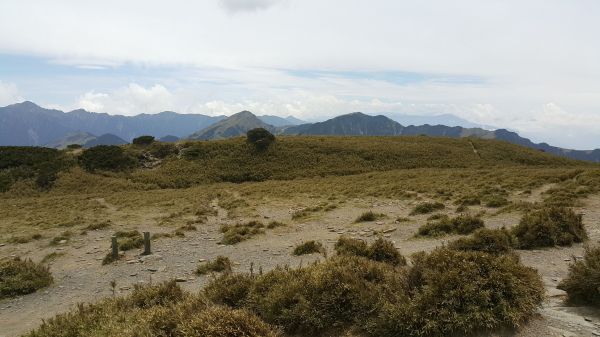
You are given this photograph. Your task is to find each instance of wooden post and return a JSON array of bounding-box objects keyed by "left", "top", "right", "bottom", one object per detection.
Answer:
[
  {"left": 111, "top": 235, "right": 118, "bottom": 259},
  {"left": 143, "top": 231, "right": 151, "bottom": 255}
]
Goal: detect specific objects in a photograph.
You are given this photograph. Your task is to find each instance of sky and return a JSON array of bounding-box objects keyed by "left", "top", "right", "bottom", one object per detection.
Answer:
[{"left": 0, "top": 0, "right": 599, "bottom": 149}]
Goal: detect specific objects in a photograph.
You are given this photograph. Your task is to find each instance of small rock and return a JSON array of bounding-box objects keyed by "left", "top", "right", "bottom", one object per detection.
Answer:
[
  {"left": 59, "top": 240, "right": 67, "bottom": 244},
  {"left": 175, "top": 277, "right": 187, "bottom": 283},
  {"left": 147, "top": 268, "right": 158, "bottom": 272},
  {"left": 564, "top": 258, "right": 571, "bottom": 262},
  {"left": 126, "top": 260, "right": 137, "bottom": 264},
  {"left": 585, "top": 317, "right": 593, "bottom": 322}
]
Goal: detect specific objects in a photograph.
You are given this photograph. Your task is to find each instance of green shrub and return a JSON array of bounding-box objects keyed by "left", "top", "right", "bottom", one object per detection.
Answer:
[
  {"left": 204, "top": 273, "right": 254, "bottom": 308},
  {"left": 365, "top": 248, "right": 544, "bottom": 336},
  {"left": 409, "top": 201, "right": 445, "bottom": 215},
  {"left": 66, "top": 144, "right": 82, "bottom": 149},
  {"left": 558, "top": 246, "right": 600, "bottom": 306},
  {"left": 241, "top": 255, "right": 407, "bottom": 335},
  {"left": 355, "top": 210, "right": 386, "bottom": 222},
  {"left": 178, "top": 306, "right": 281, "bottom": 337},
  {"left": 292, "top": 240, "right": 325, "bottom": 256},
  {"left": 335, "top": 237, "right": 405, "bottom": 266},
  {"left": 79, "top": 145, "right": 137, "bottom": 172},
  {"left": 246, "top": 128, "right": 275, "bottom": 151},
  {"left": 148, "top": 142, "right": 179, "bottom": 159},
  {"left": 512, "top": 206, "right": 587, "bottom": 249},
  {"left": 196, "top": 256, "right": 232, "bottom": 275},
  {"left": 416, "top": 214, "right": 484, "bottom": 237},
  {"left": 220, "top": 221, "right": 265, "bottom": 245},
  {"left": 206, "top": 249, "right": 543, "bottom": 336},
  {"left": 334, "top": 236, "right": 369, "bottom": 257},
  {"left": 449, "top": 228, "right": 515, "bottom": 255},
  {"left": 0, "top": 257, "right": 53, "bottom": 299},
  {"left": 24, "top": 282, "right": 278, "bottom": 337},
  {"left": 132, "top": 135, "right": 155, "bottom": 146},
  {"left": 367, "top": 238, "right": 406, "bottom": 266}
]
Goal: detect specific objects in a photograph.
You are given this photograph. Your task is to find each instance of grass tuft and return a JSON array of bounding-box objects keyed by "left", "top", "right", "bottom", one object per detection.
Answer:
[
  {"left": 0, "top": 257, "right": 53, "bottom": 299},
  {"left": 196, "top": 256, "right": 233, "bottom": 275}
]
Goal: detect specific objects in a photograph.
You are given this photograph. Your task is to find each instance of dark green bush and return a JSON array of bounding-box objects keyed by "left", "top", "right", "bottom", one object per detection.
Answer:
[
  {"left": 0, "top": 257, "right": 53, "bottom": 299},
  {"left": 334, "top": 236, "right": 369, "bottom": 257},
  {"left": 204, "top": 273, "right": 254, "bottom": 308},
  {"left": 449, "top": 228, "right": 515, "bottom": 255},
  {"left": 148, "top": 142, "right": 179, "bottom": 159},
  {"left": 335, "top": 237, "right": 405, "bottom": 266},
  {"left": 132, "top": 135, "right": 155, "bottom": 145},
  {"left": 558, "top": 246, "right": 600, "bottom": 306},
  {"left": 220, "top": 221, "right": 265, "bottom": 245},
  {"left": 367, "top": 238, "right": 406, "bottom": 266},
  {"left": 66, "top": 144, "right": 82, "bottom": 149},
  {"left": 246, "top": 128, "right": 275, "bottom": 151},
  {"left": 129, "top": 280, "right": 185, "bottom": 308},
  {"left": 292, "top": 240, "right": 325, "bottom": 255},
  {"left": 417, "top": 214, "right": 484, "bottom": 237},
  {"left": 196, "top": 256, "right": 232, "bottom": 275},
  {"left": 79, "top": 145, "right": 137, "bottom": 172},
  {"left": 206, "top": 248, "right": 544, "bottom": 336},
  {"left": 409, "top": 201, "right": 445, "bottom": 215},
  {"left": 512, "top": 206, "right": 587, "bottom": 249},
  {"left": 365, "top": 248, "right": 544, "bottom": 337}
]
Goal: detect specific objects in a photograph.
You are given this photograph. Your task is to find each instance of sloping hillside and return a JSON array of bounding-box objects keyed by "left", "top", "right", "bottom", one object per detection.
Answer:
[{"left": 188, "top": 111, "right": 276, "bottom": 140}]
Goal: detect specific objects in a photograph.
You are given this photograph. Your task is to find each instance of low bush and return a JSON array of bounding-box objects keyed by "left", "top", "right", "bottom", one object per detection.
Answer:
[
  {"left": 416, "top": 214, "right": 484, "bottom": 237},
  {"left": 178, "top": 306, "right": 281, "bottom": 337},
  {"left": 24, "top": 281, "right": 280, "bottom": 337},
  {"left": 335, "top": 237, "right": 406, "bottom": 266},
  {"left": 355, "top": 210, "right": 386, "bottom": 222},
  {"left": 85, "top": 221, "right": 111, "bottom": 231},
  {"left": 196, "top": 256, "right": 233, "bottom": 275},
  {"left": 246, "top": 128, "right": 275, "bottom": 151},
  {"left": 50, "top": 231, "right": 73, "bottom": 245},
  {"left": 292, "top": 240, "right": 325, "bottom": 256},
  {"left": 79, "top": 145, "right": 137, "bottom": 172},
  {"left": 512, "top": 206, "right": 587, "bottom": 249},
  {"left": 484, "top": 195, "right": 509, "bottom": 208},
  {"left": 220, "top": 221, "right": 265, "bottom": 245},
  {"left": 449, "top": 228, "right": 515, "bottom": 255},
  {"left": 365, "top": 248, "right": 544, "bottom": 337},
  {"left": 0, "top": 257, "right": 53, "bottom": 299},
  {"left": 409, "top": 201, "right": 445, "bottom": 215},
  {"left": 558, "top": 246, "right": 600, "bottom": 306},
  {"left": 334, "top": 236, "right": 369, "bottom": 257},
  {"left": 206, "top": 248, "right": 544, "bottom": 336},
  {"left": 132, "top": 135, "right": 155, "bottom": 146}
]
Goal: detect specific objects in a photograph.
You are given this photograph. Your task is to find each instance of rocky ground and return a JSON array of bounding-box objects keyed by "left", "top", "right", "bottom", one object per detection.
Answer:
[{"left": 1, "top": 186, "right": 600, "bottom": 337}]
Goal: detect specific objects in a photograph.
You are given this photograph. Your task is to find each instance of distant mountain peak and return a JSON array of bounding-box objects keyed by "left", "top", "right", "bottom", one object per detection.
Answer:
[{"left": 188, "top": 110, "right": 275, "bottom": 140}]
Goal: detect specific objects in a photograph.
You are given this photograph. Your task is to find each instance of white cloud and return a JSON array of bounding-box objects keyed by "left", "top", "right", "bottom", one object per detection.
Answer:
[
  {"left": 77, "top": 84, "right": 174, "bottom": 115},
  {"left": 0, "top": 81, "right": 22, "bottom": 106},
  {"left": 219, "top": 0, "right": 285, "bottom": 13}
]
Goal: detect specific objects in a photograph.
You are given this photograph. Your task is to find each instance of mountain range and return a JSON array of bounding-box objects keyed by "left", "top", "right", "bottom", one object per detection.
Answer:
[{"left": 1, "top": 101, "right": 599, "bottom": 162}]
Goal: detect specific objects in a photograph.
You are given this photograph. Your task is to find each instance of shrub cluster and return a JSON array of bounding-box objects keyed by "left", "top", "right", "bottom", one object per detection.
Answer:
[
  {"left": 558, "top": 246, "right": 600, "bottom": 306},
  {"left": 132, "top": 135, "right": 155, "bottom": 146},
  {"left": 335, "top": 237, "right": 406, "bottom": 266},
  {"left": 449, "top": 228, "right": 516, "bottom": 255},
  {"left": 1, "top": 257, "right": 53, "bottom": 299},
  {"left": 220, "top": 221, "right": 265, "bottom": 245},
  {"left": 355, "top": 210, "right": 386, "bottom": 222},
  {"left": 197, "top": 256, "right": 233, "bottom": 275},
  {"left": 24, "top": 281, "right": 281, "bottom": 337},
  {"left": 246, "top": 128, "right": 275, "bottom": 151},
  {"left": 206, "top": 248, "right": 544, "bottom": 336},
  {"left": 416, "top": 214, "right": 484, "bottom": 237},
  {"left": 409, "top": 201, "right": 445, "bottom": 215},
  {"left": 512, "top": 206, "right": 587, "bottom": 249},
  {"left": 79, "top": 145, "right": 137, "bottom": 172},
  {"left": 292, "top": 240, "right": 325, "bottom": 256},
  {"left": 0, "top": 146, "right": 72, "bottom": 191}
]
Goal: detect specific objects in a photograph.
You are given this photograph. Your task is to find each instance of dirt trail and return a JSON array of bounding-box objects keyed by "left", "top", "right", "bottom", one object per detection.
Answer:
[{"left": 2, "top": 188, "right": 600, "bottom": 337}]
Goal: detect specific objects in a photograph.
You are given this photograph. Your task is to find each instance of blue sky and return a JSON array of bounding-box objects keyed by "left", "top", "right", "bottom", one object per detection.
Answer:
[{"left": 1, "top": 0, "right": 599, "bottom": 149}]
